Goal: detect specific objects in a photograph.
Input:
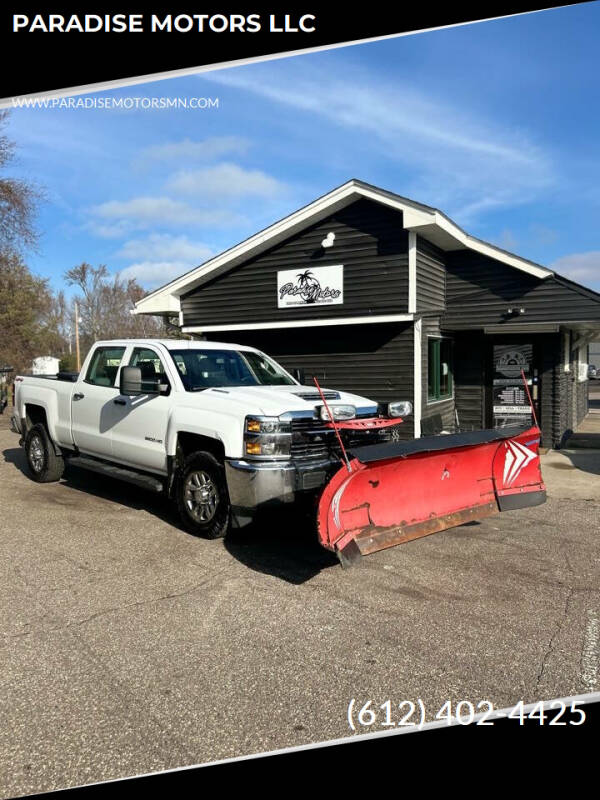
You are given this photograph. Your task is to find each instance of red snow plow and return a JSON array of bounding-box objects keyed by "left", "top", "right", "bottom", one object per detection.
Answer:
[{"left": 313, "top": 376, "right": 546, "bottom": 566}]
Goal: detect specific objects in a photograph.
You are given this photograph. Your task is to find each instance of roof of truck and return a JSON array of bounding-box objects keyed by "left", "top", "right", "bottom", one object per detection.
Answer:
[{"left": 95, "top": 338, "right": 260, "bottom": 352}]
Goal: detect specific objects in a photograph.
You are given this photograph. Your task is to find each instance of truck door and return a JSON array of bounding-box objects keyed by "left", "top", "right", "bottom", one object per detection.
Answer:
[
  {"left": 70, "top": 345, "right": 127, "bottom": 458},
  {"left": 110, "top": 345, "right": 171, "bottom": 474}
]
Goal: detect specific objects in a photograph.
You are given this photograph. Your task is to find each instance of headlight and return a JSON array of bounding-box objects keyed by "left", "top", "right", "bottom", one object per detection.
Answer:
[
  {"left": 245, "top": 416, "right": 290, "bottom": 434},
  {"left": 386, "top": 400, "right": 413, "bottom": 418},
  {"left": 244, "top": 416, "right": 292, "bottom": 458},
  {"left": 319, "top": 404, "right": 356, "bottom": 422}
]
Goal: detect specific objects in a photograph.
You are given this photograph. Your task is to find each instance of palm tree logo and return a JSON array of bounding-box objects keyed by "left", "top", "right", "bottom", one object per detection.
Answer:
[{"left": 296, "top": 270, "right": 321, "bottom": 303}]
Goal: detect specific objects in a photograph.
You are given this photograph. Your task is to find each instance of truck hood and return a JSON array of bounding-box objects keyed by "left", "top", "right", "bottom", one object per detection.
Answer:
[{"left": 197, "top": 384, "right": 378, "bottom": 416}]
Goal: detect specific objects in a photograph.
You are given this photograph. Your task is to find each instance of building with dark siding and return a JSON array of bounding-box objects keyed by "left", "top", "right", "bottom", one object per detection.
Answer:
[{"left": 134, "top": 179, "right": 600, "bottom": 448}]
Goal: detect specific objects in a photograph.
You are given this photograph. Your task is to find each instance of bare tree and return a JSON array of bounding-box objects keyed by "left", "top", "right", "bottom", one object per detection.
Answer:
[
  {"left": 0, "top": 110, "right": 41, "bottom": 255},
  {"left": 63, "top": 263, "right": 168, "bottom": 357},
  {"left": 0, "top": 112, "right": 52, "bottom": 376}
]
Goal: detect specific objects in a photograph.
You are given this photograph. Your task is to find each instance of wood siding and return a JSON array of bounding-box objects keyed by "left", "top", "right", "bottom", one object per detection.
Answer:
[
  {"left": 444, "top": 250, "right": 600, "bottom": 328},
  {"left": 204, "top": 323, "right": 416, "bottom": 439},
  {"left": 416, "top": 237, "right": 446, "bottom": 313},
  {"left": 182, "top": 199, "right": 409, "bottom": 328},
  {"left": 540, "top": 333, "right": 562, "bottom": 447},
  {"left": 452, "top": 332, "right": 485, "bottom": 431}
]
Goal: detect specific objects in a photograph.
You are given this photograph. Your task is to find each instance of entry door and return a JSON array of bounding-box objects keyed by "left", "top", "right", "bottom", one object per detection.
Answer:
[
  {"left": 70, "top": 345, "right": 127, "bottom": 458},
  {"left": 110, "top": 346, "right": 172, "bottom": 474}
]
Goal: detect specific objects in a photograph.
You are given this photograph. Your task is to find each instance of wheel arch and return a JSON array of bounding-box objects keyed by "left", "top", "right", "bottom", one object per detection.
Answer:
[
  {"left": 175, "top": 431, "right": 226, "bottom": 465},
  {"left": 24, "top": 403, "right": 62, "bottom": 455}
]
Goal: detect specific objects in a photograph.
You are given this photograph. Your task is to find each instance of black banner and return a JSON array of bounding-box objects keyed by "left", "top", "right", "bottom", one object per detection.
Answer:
[
  {"left": 0, "top": 3, "right": 588, "bottom": 100},
  {"left": 27, "top": 695, "right": 600, "bottom": 797}
]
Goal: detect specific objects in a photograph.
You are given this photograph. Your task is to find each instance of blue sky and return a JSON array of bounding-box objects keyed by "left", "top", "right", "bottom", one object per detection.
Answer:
[{"left": 5, "top": 2, "right": 600, "bottom": 296}]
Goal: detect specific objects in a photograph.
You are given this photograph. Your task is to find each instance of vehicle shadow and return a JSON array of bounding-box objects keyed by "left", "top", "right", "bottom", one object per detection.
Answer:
[
  {"left": 558, "top": 450, "right": 600, "bottom": 476},
  {"left": 3, "top": 445, "right": 179, "bottom": 527},
  {"left": 224, "top": 515, "right": 339, "bottom": 584},
  {"left": 3, "top": 445, "right": 338, "bottom": 582}
]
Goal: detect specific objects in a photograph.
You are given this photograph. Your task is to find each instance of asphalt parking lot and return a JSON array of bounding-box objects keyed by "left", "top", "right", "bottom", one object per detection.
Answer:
[{"left": 1, "top": 408, "right": 599, "bottom": 796}]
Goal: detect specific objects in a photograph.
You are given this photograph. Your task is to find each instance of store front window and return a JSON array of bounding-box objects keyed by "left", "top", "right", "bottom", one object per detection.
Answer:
[{"left": 428, "top": 337, "right": 453, "bottom": 402}]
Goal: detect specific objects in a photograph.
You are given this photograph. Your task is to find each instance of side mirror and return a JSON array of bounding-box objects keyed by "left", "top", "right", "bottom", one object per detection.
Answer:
[
  {"left": 291, "top": 367, "right": 306, "bottom": 384},
  {"left": 120, "top": 366, "right": 161, "bottom": 396}
]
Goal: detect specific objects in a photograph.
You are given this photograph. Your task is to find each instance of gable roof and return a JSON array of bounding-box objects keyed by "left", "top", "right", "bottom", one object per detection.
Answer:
[{"left": 133, "top": 178, "right": 554, "bottom": 316}]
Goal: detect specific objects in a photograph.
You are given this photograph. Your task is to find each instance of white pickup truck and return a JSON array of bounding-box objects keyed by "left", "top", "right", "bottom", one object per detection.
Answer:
[{"left": 11, "top": 339, "right": 412, "bottom": 540}]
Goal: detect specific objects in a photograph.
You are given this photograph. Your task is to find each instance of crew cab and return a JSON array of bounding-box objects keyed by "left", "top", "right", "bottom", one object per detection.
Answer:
[{"left": 11, "top": 339, "right": 412, "bottom": 539}]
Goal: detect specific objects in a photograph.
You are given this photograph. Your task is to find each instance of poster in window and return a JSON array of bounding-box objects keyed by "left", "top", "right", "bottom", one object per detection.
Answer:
[{"left": 492, "top": 344, "right": 533, "bottom": 428}]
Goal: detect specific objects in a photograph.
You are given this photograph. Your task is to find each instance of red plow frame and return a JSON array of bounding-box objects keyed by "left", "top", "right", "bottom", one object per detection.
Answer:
[{"left": 313, "top": 375, "right": 546, "bottom": 566}]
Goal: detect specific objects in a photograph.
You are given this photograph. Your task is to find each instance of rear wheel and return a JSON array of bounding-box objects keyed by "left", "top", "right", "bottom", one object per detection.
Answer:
[
  {"left": 175, "top": 451, "right": 230, "bottom": 539},
  {"left": 24, "top": 423, "right": 65, "bottom": 483}
]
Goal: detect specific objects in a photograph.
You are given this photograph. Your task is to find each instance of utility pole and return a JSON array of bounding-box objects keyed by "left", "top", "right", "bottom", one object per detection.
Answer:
[{"left": 75, "top": 302, "right": 81, "bottom": 371}]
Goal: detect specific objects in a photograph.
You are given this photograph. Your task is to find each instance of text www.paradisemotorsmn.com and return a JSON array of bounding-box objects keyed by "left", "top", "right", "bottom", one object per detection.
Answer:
[{"left": 11, "top": 96, "right": 220, "bottom": 110}]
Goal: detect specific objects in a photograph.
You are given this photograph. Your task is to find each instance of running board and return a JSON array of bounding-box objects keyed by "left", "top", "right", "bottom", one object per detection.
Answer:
[{"left": 67, "top": 456, "right": 164, "bottom": 493}]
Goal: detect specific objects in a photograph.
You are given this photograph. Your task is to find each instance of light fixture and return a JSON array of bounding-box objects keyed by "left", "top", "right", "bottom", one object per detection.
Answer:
[{"left": 321, "top": 231, "right": 335, "bottom": 249}]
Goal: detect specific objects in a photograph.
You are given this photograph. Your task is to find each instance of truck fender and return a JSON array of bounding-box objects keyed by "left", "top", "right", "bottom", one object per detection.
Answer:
[
  {"left": 166, "top": 407, "right": 242, "bottom": 461},
  {"left": 22, "top": 389, "right": 61, "bottom": 451}
]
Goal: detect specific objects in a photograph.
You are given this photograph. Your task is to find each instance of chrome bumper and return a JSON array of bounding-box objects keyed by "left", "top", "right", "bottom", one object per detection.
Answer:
[{"left": 225, "top": 457, "right": 337, "bottom": 529}]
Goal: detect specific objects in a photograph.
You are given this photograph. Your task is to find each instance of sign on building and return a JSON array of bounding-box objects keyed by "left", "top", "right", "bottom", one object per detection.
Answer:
[
  {"left": 492, "top": 344, "right": 534, "bottom": 428},
  {"left": 277, "top": 265, "right": 343, "bottom": 308}
]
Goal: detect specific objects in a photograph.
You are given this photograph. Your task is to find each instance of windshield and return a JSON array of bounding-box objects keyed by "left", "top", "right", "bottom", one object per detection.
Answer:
[{"left": 169, "top": 348, "right": 297, "bottom": 391}]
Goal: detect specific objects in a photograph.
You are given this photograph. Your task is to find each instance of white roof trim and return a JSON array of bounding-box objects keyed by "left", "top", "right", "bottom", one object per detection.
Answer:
[
  {"left": 182, "top": 313, "right": 414, "bottom": 333},
  {"left": 134, "top": 179, "right": 553, "bottom": 316}
]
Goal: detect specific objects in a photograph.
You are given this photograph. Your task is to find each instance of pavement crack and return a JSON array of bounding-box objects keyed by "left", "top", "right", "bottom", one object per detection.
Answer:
[
  {"left": 534, "top": 585, "right": 575, "bottom": 694},
  {"left": 1, "top": 564, "right": 234, "bottom": 640}
]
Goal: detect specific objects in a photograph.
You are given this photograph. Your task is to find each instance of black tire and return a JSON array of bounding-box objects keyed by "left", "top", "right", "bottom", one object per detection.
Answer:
[
  {"left": 175, "top": 451, "right": 230, "bottom": 539},
  {"left": 24, "top": 423, "right": 65, "bottom": 483}
]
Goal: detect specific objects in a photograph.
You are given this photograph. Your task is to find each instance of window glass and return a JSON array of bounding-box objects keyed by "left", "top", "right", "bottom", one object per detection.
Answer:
[
  {"left": 427, "top": 338, "right": 453, "bottom": 402},
  {"left": 128, "top": 347, "right": 169, "bottom": 386},
  {"left": 129, "top": 347, "right": 167, "bottom": 383},
  {"left": 439, "top": 339, "right": 452, "bottom": 397},
  {"left": 168, "top": 349, "right": 295, "bottom": 391},
  {"left": 240, "top": 351, "right": 295, "bottom": 385},
  {"left": 85, "top": 347, "right": 125, "bottom": 387},
  {"left": 427, "top": 339, "right": 437, "bottom": 400}
]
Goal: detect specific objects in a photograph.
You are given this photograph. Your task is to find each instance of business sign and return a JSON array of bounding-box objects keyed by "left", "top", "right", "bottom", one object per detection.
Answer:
[
  {"left": 277, "top": 265, "right": 343, "bottom": 308},
  {"left": 492, "top": 344, "right": 533, "bottom": 428}
]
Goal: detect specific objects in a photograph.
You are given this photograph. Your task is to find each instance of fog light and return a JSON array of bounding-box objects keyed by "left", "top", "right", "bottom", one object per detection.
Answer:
[
  {"left": 388, "top": 400, "right": 413, "bottom": 418},
  {"left": 319, "top": 404, "right": 356, "bottom": 421}
]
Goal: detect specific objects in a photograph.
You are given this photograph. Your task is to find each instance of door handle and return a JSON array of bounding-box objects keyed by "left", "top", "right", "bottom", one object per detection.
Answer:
[
  {"left": 73, "top": 392, "right": 84, "bottom": 400},
  {"left": 113, "top": 398, "right": 127, "bottom": 405}
]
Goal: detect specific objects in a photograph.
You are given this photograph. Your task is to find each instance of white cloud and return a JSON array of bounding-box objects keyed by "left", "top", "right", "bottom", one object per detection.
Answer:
[
  {"left": 202, "top": 64, "right": 555, "bottom": 222},
  {"left": 91, "top": 195, "right": 244, "bottom": 229},
  {"left": 116, "top": 233, "right": 213, "bottom": 263},
  {"left": 115, "top": 234, "right": 214, "bottom": 288},
  {"left": 119, "top": 260, "right": 194, "bottom": 287},
  {"left": 166, "top": 162, "right": 285, "bottom": 198},
  {"left": 137, "top": 136, "right": 250, "bottom": 164},
  {"left": 85, "top": 220, "right": 135, "bottom": 239},
  {"left": 551, "top": 252, "right": 600, "bottom": 286}
]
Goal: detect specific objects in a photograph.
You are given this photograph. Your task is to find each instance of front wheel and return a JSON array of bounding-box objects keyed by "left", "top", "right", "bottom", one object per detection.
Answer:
[
  {"left": 175, "top": 451, "right": 230, "bottom": 539},
  {"left": 24, "top": 423, "right": 65, "bottom": 483}
]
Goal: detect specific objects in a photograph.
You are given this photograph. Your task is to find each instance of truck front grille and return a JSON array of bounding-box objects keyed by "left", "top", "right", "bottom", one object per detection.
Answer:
[
  {"left": 290, "top": 416, "right": 398, "bottom": 460},
  {"left": 290, "top": 417, "right": 332, "bottom": 459}
]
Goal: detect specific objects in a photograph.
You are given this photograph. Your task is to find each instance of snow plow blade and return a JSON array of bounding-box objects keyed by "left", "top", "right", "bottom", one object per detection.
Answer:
[{"left": 316, "top": 425, "right": 546, "bottom": 567}]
